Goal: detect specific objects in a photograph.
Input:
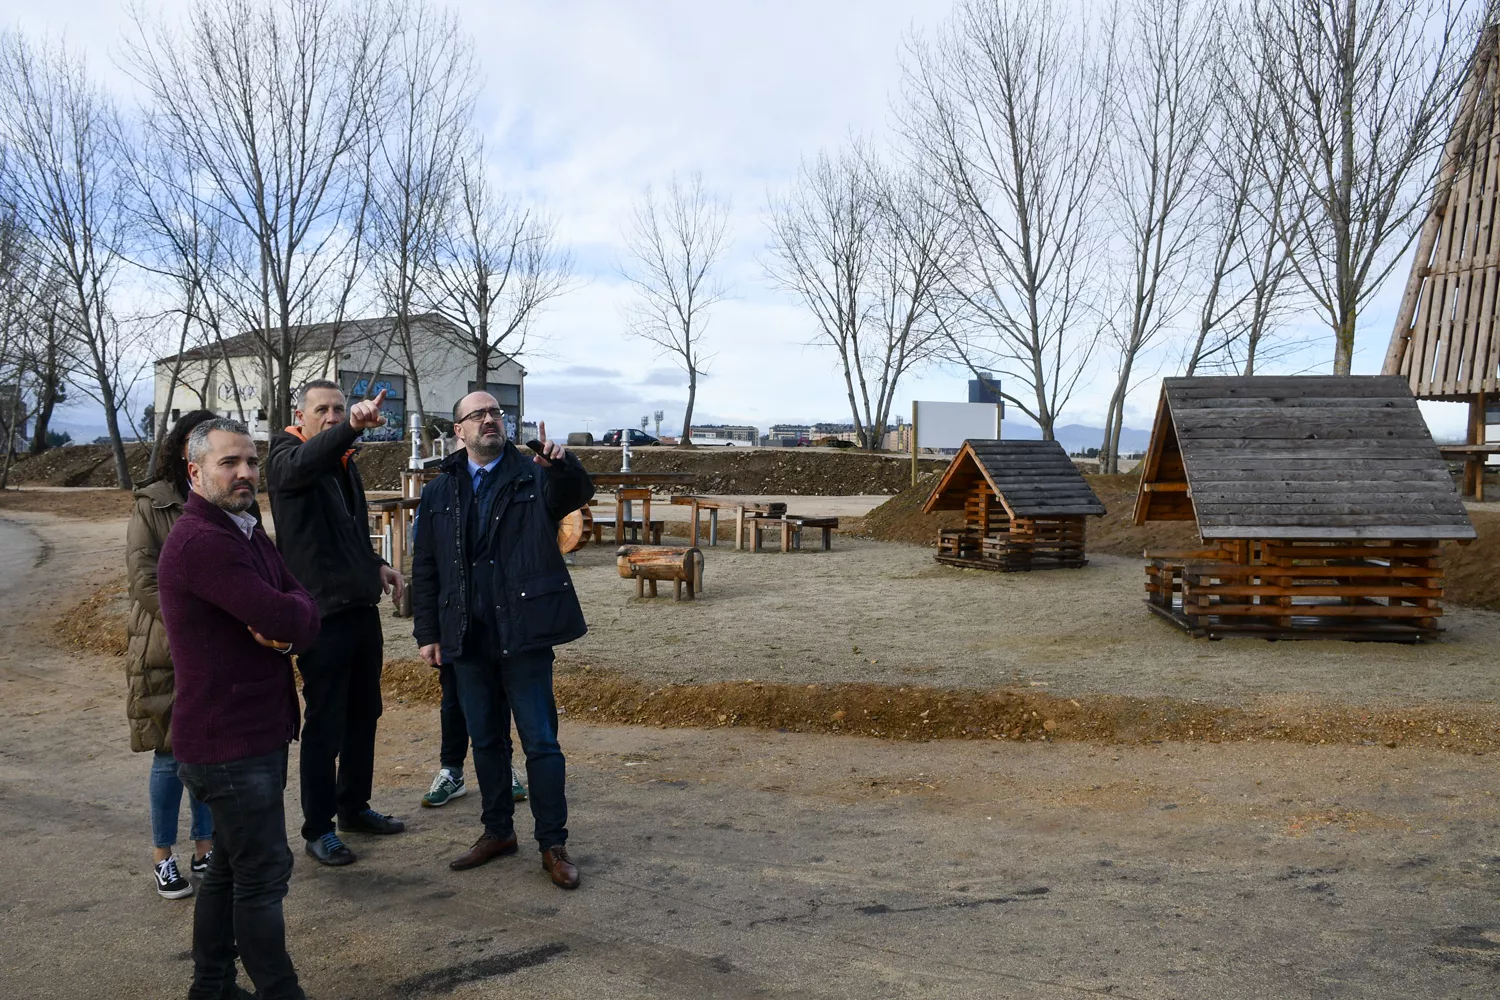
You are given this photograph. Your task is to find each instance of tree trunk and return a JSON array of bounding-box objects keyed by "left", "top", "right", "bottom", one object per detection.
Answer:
[
  {"left": 681, "top": 369, "right": 697, "bottom": 446},
  {"left": 1334, "top": 304, "right": 1355, "bottom": 376},
  {"left": 29, "top": 382, "right": 58, "bottom": 454}
]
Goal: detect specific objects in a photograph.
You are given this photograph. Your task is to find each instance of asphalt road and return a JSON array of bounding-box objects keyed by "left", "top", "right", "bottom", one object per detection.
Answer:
[{"left": 3, "top": 511, "right": 1500, "bottom": 999}]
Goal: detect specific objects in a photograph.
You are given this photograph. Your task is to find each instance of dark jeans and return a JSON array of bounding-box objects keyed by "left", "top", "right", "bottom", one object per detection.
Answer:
[
  {"left": 178, "top": 747, "right": 304, "bottom": 1000},
  {"left": 296, "top": 605, "right": 383, "bottom": 840},
  {"left": 451, "top": 642, "right": 567, "bottom": 849},
  {"left": 438, "top": 662, "right": 469, "bottom": 772}
]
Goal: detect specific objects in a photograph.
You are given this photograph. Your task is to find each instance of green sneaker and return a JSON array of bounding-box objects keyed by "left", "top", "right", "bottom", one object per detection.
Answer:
[
  {"left": 511, "top": 765, "right": 528, "bottom": 802},
  {"left": 422, "top": 768, "right": 467, "bottom": 808}
]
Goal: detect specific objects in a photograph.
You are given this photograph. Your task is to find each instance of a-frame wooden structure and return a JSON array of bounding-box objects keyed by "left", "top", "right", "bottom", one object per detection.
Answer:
[
  {"left": 1385, "top": 21, "right": 1500, "bottom": 498},
  {"left": 1134, "top": 376, "right": 1475, "bottom": 642},
  {"left": 923, "top": 439, "right": 1105, "bottom": 571}
]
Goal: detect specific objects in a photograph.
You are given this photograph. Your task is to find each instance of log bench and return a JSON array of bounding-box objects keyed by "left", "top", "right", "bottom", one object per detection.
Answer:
[
  {"left": 616, "top": 545, "right": 704, "bottom": 601},
  {"left": 748, "top": 515, "right": 839, "bottom": 553}
]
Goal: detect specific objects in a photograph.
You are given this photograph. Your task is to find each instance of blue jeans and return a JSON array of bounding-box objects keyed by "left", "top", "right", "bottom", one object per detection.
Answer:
[
  {"left": 150, "top": 750, "right": 213, "bottom": 849},
  {"left": 451, "top": 644, "right": 567, "bottom": 849},
  {"left": 178, "top": 747, "right": 305, "bottom": 1000}
]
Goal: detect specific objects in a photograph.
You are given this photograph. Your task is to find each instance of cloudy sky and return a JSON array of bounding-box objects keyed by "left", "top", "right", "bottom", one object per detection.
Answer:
[{"left": 18, "top": 0, "right": 1469, "bottom": 443}]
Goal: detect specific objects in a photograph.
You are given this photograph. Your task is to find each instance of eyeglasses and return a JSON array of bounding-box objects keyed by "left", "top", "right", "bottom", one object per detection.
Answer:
[{"left": 457, "top": 406, "right": 504, "bottom": 424}]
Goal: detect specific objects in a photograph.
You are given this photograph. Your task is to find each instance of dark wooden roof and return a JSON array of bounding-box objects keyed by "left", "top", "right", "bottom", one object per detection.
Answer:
[
  {"left": 923, "top": 439, "right": 1106, "bottom": 517},
  {"left": 1134, "top": 375, "right": 1476, "bottom": 540}
]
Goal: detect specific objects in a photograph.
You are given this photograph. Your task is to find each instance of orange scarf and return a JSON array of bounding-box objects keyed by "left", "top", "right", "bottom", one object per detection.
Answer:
[{"left": 283, "top": 425, "right": 355, "bottom": 468}]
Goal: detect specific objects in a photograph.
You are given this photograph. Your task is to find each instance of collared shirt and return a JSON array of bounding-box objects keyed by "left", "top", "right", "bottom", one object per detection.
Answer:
[
  {"left": 227, "top": 508, "right": 258, "bottom": 540},
  {"left": 467, "top": 454, "right": 502, "bottom": 493}
]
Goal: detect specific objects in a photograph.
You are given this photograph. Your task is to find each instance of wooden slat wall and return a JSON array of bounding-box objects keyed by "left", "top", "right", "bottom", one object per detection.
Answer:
[
  {"left": 1160, "top": 375, "right": 1475, "bottom": 541},
  {"left": 1386, "top": 29, "right": 1500, "bottom": 398}
]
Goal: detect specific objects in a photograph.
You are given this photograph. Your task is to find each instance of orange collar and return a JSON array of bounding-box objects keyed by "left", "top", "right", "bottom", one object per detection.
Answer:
[{"left": 284, "top": 425, "right": 354, "bottom": 468}]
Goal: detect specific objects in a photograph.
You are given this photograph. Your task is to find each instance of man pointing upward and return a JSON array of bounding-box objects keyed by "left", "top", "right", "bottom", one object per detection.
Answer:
[
  {"left": 411, "top": 393, "right": 593, "bottom": 888},
  {"left": 268, "top": 381, "right": 406, "bottom": 868}
]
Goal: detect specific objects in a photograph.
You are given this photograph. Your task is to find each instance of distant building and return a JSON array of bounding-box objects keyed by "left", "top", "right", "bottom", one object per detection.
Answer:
[
  {"left": 152, "top": 314, "right": 525, "bottom": 441},
  {"left": 691, "top": 423, "right": 758, "bottom": 445}
]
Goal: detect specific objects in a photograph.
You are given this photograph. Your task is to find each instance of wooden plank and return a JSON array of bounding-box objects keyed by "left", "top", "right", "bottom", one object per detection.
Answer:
[
  {"left": 1189, "top": 479, "right": 1458, "bottom": 494},
  {"left": 1165, "top": 376, "right": 1410, "bottom": 400},
  {"left": 1199, "top": 524, "right": 1473, "bottom": 540},
  {"left": 1192, "top": 501, "right": 1457, "bottom": 515},
  {"left": 1197, "top": 512, "right": 1469, "bottom": 526},
  {"left": 1180, "top": 439, "right": 1442, "bottom": 458},
  {"left": 1183, "top": 458, "right": 1451, "bottom": 474}
]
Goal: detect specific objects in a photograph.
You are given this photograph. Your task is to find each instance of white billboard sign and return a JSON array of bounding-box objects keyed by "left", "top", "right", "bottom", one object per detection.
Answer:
[{"left": 913, "top": 400, "right": 1001, "bottom": 449}]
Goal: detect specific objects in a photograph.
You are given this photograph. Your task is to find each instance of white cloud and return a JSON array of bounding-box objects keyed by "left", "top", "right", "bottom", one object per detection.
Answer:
[{"left": 22, "top": 0, "right": 1454, "bottom": 446}]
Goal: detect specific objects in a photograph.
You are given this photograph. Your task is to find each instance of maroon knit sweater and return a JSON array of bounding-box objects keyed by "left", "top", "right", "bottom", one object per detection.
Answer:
[{"left": 158, "top": 491, "right": 322, "bottom": 765}]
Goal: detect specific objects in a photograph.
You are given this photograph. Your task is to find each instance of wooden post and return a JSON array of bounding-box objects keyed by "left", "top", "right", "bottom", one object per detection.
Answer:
[
  {"left": 1476, "top": 391, "right": 1488, "bottom": 502},
  {"left": 689, "top": 500, "right": 701, "bottom": 545},
  {"left": 906, "top": 401, "right": 918, "bottom": 488},
  {"left": 708, "top": 508, "right": 719, "bottom": 547},
  {"left": 735, "top": 506, "right": 745, "bottom": 550}
]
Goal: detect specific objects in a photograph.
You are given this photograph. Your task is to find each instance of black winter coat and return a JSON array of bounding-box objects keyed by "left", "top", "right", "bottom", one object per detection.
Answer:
[
  {"left": 266, "top": 421, "right": 385, "bottom": 618},
  {"left": 411, "top": 442, "right": 594, "bottom": 662}
]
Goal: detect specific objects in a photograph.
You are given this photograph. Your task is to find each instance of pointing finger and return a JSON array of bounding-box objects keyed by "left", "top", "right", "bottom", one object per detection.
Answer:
[
  {"left": 371, "top": 388, "right": 388, "bottom": 407},
  {"left": 538, "top": 420, "right": 547, "bottom": 444}
]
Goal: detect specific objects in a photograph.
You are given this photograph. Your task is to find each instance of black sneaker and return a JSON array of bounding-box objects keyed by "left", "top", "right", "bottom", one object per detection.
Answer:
[
  {"left": 305, "top": 831, "right": 357, "bottom": 866},
  {"left": 154, "top": 857, "right": 194, "bottom": 899},
  {"left": 191, "top": 850, "right": 213, "bottom": 876},
  {"left": 338, "top": 808, "right": 406, "bottom": 835}
]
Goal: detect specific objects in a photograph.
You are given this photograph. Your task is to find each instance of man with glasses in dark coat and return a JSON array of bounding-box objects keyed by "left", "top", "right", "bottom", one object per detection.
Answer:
[{"left": 411, "top": 391, "right": 593, "bottom": 889}]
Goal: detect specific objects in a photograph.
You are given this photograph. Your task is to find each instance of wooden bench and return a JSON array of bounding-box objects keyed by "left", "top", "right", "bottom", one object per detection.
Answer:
[
  {"left": 616, "top": 545, "right": 704, "bottom": 601},
  {"left": 670, "top": 495, "right": 787, "bottom": 548},
  {"left": 748, "top": 515, "right": 840, "bottom": 553},
  {"left": 591, "top": 518, "right": 664, "bottom": 545}
]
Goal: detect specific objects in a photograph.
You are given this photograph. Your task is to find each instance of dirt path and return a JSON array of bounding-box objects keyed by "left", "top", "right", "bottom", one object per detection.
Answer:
[
  {"left": 6, "top": 511, "right": 1500, "bottom": 999},
  {"left": 400, "top": 538, "right": 1500, "bottom": 707}
]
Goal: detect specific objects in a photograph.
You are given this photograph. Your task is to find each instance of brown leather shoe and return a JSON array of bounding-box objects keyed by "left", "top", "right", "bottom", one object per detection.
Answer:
[
  {"left": 449, "top": 832, "right": 518, "bottom": 871},
  {"left": 541, "top": 845, "right": 579, "bottom": 889}
]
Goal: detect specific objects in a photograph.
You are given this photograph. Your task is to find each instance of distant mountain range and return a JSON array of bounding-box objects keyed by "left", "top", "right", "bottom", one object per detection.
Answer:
[{"left": 1002, "top": 421, "right": 1151, "bottom": 455}]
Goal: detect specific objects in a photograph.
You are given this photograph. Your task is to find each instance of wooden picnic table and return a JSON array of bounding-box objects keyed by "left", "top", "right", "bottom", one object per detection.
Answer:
[{"left": 669, "top": 495, "right": 787, "bottom": 548}]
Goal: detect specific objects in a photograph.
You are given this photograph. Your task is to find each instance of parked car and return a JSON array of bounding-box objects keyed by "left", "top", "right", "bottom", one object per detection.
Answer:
[{"left": 600, "top": 428, "right": 661, "bottom": 447}]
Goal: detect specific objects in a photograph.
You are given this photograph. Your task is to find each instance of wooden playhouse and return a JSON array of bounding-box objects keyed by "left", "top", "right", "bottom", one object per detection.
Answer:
[
  {"left": 924, "top": 439, "right": 1105, "bottom": 571},
  {"left": 1134, "top": 375, "right": 1476, "bottom": 641}
]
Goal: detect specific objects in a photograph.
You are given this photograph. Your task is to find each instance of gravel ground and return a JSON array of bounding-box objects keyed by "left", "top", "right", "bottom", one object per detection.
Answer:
[{"left": 381, "top": 537, "right": 1500, "bottom": 707}]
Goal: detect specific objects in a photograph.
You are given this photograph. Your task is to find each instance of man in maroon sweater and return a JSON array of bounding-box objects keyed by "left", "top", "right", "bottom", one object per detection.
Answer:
[{"left": 159, "top": 418, "right": 322, "bottom": 1000}]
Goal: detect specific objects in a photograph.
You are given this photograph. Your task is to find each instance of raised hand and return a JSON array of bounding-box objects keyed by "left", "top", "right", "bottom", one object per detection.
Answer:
[
  {"left": 349, "top": 388, "right": 389, "bottom": 430},
  {"left": 532, "top": 420, "right": 566, "bottom": 466}
]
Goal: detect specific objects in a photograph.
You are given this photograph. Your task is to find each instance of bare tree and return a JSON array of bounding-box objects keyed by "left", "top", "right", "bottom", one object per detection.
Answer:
[
  {"left": 765, "top": 146, "right": 955, "bottom": 450},
  {"left": 1099, "top": 0, "right": 1216, "bottom": 473},
  {"left": 123, "top": 0, "right": 392, "bottom": 428},
  {"left": 425, "top": 144, "right": 574, "bottom": 399},
  {"left": 122, "top": 125, "right": 233, "bottom": 475},
  {"left": 368, "top": 1, "right": 476, "bottom": 428},
  {"left": 619, "top": 173, "right": 731, "bottom": 445},
  {"left": 1185, "top": 13, "right": 1309, "bottom": 378},
  {"left": 1255, "top": 0, "right": 1476, "bottom": 375},
  {"left": 900, "top": 0, "right": 1116, "bottom": 440},
  {"left": 0, "top": 32, "right": 137, "bottom": 487}
]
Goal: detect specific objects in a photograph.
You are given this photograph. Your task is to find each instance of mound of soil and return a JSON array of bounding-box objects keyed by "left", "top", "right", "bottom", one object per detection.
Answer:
[
  {"left": 7, "top": 443, "right": 154, "bottom": 487},
  {"left": 1442, "top": 510, "right": 1500, "bottom": 612},
  {"left": 378, "top": 658, "right": 1500, "bottom": 754},
  {"left": 856, "top": 469, "right": 1199, "bottom": 555}
]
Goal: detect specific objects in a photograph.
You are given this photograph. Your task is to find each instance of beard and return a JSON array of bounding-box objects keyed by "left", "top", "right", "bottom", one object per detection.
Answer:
[
  {"left": 465, "top": 424, "right": 505, "bottom": 462},
  {"left": 202, "top": 477, "right": 257, "bottom": 514}
]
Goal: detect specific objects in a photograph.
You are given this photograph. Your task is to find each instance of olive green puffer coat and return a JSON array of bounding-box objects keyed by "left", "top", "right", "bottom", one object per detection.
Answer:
[{"left": 125, "top": 478, "right": 185, "bottom": 753}]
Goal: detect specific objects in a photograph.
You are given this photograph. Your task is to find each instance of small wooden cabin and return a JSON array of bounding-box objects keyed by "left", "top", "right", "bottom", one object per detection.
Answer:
[
  {"left": 1134, "top": 375, "right": 1476, "bottom": 641},
  {"left": 924, "top": 439, "right": 1105, "bottom": 571}
]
